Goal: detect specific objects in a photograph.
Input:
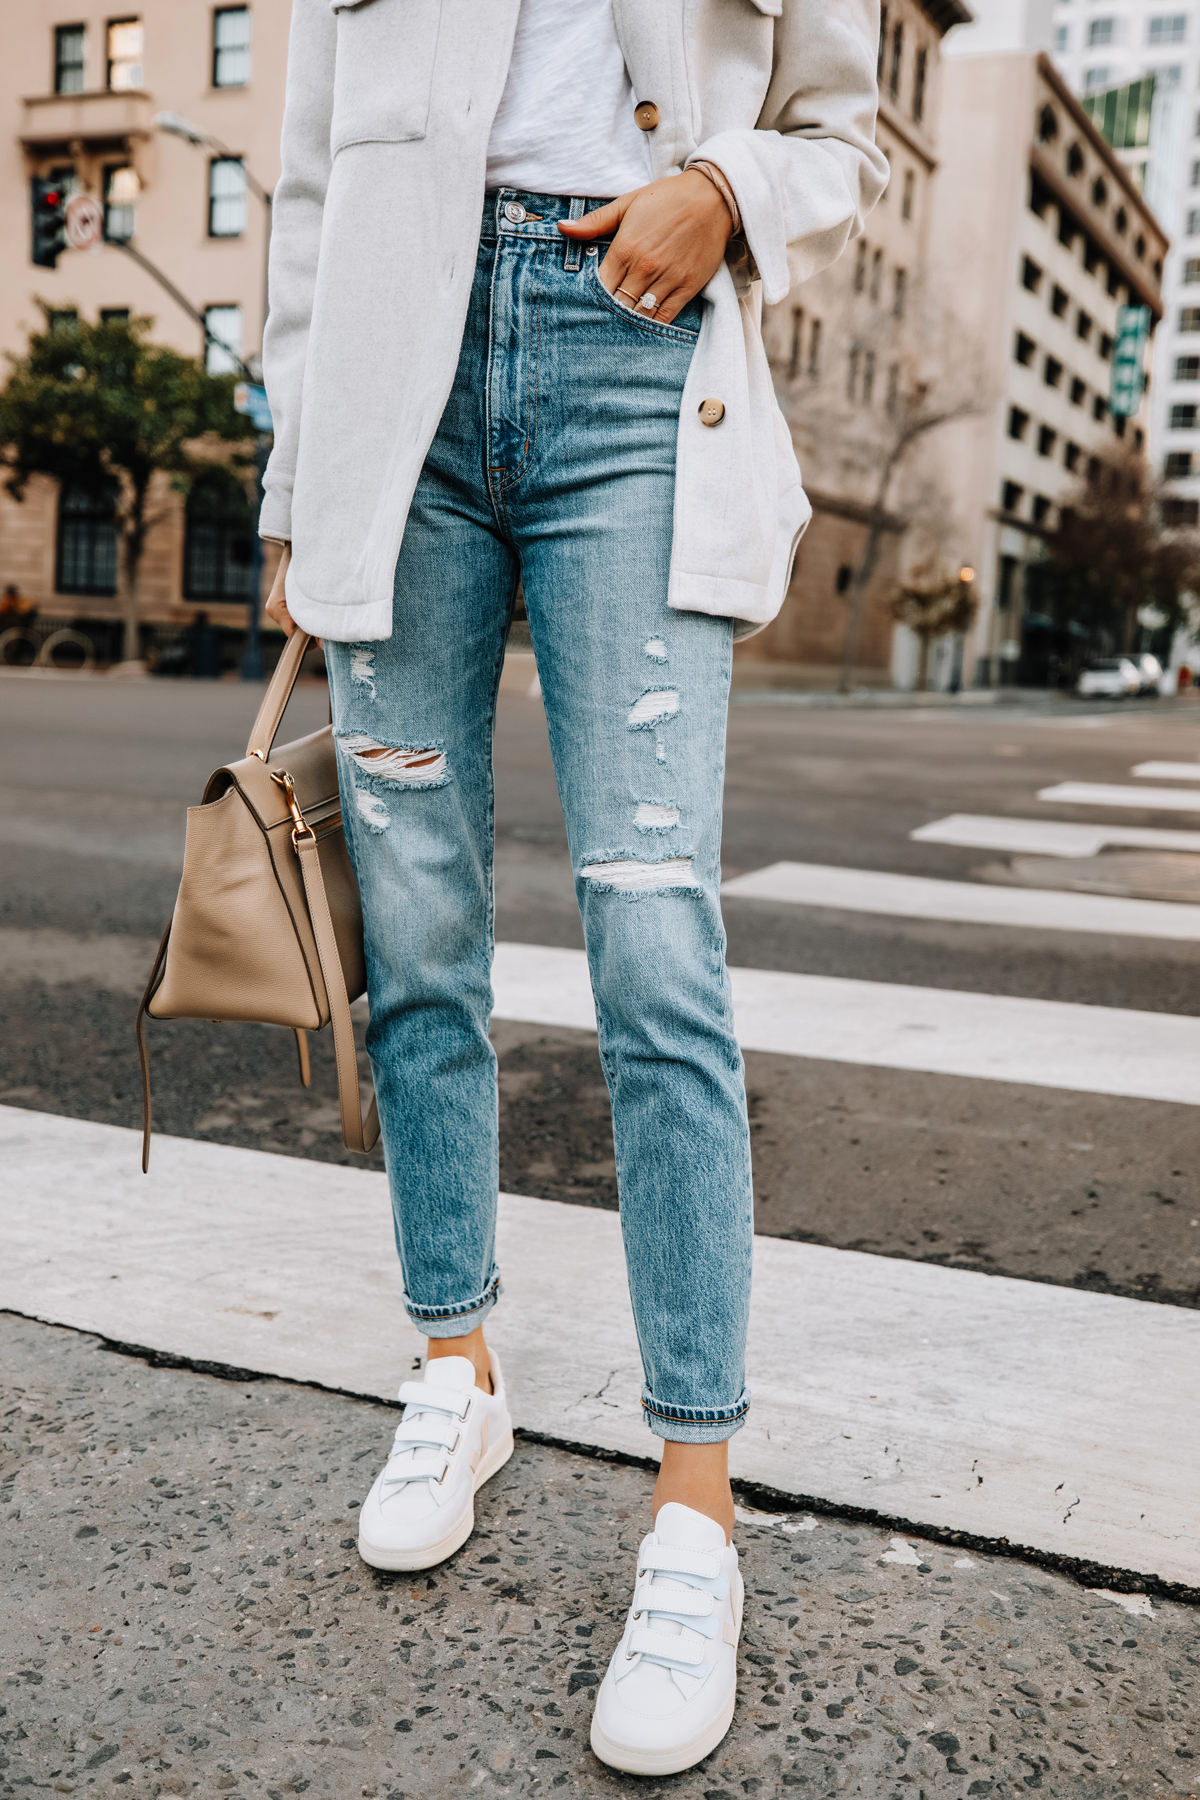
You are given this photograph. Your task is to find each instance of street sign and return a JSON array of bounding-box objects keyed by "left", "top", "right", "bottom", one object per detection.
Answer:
[
  {"left": 234, "top": 381, "right": 273, "bottom": 431},
  {"left": 64, "top": 193, "right": 104, "bottom": 252},
  {"left": 1110, "top": 304, "right": 1151, "bottom": 417}
]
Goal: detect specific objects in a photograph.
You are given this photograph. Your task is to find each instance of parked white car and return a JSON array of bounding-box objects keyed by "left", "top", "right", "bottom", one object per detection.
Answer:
[
  {"left": 1076, "top": 657, "right": 1143, "bottom": 698},
  {"left": 1134, "top": 653, "right": 1164, "bottom": 695}
]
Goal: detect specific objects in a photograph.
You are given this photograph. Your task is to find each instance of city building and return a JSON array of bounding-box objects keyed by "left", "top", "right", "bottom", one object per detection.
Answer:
[
  {"left": 0, "top": 2, "right": 287, "bottom": 655},
  {"left": 748, "top": 0, "right": 972, "bottom": 688},
  {"left": 922, "top": 49, "right": 1165, "bottom": 686},
  {"left": 1051, "top": 0, "right": 1200, "bottom": 525}
]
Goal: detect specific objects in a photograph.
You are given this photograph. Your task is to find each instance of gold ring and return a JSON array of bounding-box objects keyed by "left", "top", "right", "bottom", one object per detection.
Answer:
[{"left": 615, "top": 287, "right": 639, "bottom": 304}]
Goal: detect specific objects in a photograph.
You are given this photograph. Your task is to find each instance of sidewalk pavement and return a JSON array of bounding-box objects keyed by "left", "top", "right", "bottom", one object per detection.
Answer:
[
  {"left": 3, "top": 1312, "right": 1196, "bottom": 1800},
  {"left": 3, "top": 1106, "right": 1198, "bottom": 1595}
]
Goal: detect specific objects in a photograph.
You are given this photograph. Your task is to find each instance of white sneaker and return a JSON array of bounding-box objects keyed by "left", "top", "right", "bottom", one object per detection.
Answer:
[
  {"left": 356, "top": 1350, "right": 514, "bottom": 1572},
  {"left": 590, "top": 1501, "right": 743, "bottom": 1777}
]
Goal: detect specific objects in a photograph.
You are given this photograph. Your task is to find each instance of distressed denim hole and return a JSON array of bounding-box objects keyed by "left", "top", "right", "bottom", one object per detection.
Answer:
[
  {"left": 644, "top": 637, "right": 668, "bottom": 663},
  {"left": 628, "top": 688, "right": 679, "bottom": 730},
  {"left": 353, "top": 786, "right": 389, "bottom": 832},
  {"left": 340, "top": 733, "right": 447, "bottom": 784},
  {"left": 579, "top": 857, "right": 694, "bottom": 892},
  {"left": 635, "top": 801, "right": 680, "bottom": 831},
  {"left": 349, "top": 646, "right": 376, "bottom": 698}
]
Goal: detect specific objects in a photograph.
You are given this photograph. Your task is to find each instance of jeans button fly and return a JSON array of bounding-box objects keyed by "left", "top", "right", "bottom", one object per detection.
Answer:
[{"left": 504, "top": 200, "right": 527, "bottom": 224}]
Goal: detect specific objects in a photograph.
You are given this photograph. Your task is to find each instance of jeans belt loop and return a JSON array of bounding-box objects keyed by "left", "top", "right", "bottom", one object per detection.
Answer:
[{"left": 563, "top": 194, "right": 585, "bottom": 272}]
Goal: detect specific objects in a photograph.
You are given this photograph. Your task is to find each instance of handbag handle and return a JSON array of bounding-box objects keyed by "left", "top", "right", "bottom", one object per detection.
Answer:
[{"left": 245, "top": 549, "right": 313, "bottom": 761}]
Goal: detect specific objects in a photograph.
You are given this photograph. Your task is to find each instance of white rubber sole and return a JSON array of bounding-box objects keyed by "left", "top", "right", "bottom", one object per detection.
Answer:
[
  {"left": 589, "top": 1569, "right": 744, "bottom": 1777},
  {"left": 356, "top": 1422, "right": 515, "bottom": 1573}
]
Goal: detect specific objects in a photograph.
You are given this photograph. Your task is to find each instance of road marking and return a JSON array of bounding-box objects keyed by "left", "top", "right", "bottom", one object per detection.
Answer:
[
  {"left": 491, "top": 942, "right": 1200, "bottom": 1106},
  {"left": 1039, "top": 781, "right": 1200, "bottom": 812},
  {"left": 1131, "top": 761, "right": 1200, "bottom": 780},
  {"left": 720, "top": 860, "right": 1200, "bottom": 940},
  {"left": 3, "top": 1104, "right": 1196, "bottom": 1584},
  {"left": 911, "top": 813, "right": 1200, "bottom": 857}
]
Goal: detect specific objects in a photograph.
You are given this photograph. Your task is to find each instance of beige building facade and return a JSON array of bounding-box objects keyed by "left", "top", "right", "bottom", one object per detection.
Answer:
[
  {"left": 0, "top": 0, "right": 289, "bottom": 655},
  {"left": 923, "top": 51, "right": 1165, "bottom": 687},
  {"left": 747, "top": 0, "right": 971, "bottom": 686}
]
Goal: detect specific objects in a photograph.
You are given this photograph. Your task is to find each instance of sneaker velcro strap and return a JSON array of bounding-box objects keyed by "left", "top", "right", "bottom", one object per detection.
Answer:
[
  {"left": 628, "top": 1623, "right": 707, "bottom": 1668},
  {"left": 391, "top": 1417, "right": 461, "bottom": 1454},
  {"left": 639, "top": 1544, "right": 721, "bottom": 1580},
  {"left": 638, "top": 1578, "right": 714, "bottom": 1618},
  {"left": 397, "top": 1382, "right": 470, "bottom": 1417}
]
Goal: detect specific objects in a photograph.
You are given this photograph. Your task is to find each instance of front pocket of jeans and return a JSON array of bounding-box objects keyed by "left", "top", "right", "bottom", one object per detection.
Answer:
[
  {"left": 583, "top": 257, "right": 702, "bottom": 342},
  {"left": 330, "top": 0, "right": 440, "bottom": 151}
]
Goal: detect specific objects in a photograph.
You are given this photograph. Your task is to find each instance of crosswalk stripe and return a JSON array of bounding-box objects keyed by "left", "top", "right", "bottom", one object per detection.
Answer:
[
  {"left": 1131, "top": 762, "right": 1200, "bottom": 780},
  {"left": 492, "top": 942, "right": 1200, "bottom": 1106},
  {"left": 720, "top": 860, "right": 1200, "bottom": 939},
  {"left": 4, "top": 1105, "right": 1196, "bottom": 1584},
  {"left": 1039, "top": 781, "right": 1200, "bottom": 812},
  {"left": 911, "top": 813, "right": 1200, "bottom": 856}
]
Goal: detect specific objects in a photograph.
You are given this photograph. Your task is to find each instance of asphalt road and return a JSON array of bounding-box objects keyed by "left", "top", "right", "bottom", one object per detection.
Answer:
[
  {"left": 2, "top": 670, "right": 1200, "bottom": 1309},
  {"left": 4, "top": 1313, "right": 1197, "bottom": 1800}
]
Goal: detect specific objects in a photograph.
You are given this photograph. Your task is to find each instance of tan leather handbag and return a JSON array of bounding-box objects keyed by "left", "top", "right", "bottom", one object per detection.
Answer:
[{"left": 136, "top": 622, "right": 379, "bottom": 1171}]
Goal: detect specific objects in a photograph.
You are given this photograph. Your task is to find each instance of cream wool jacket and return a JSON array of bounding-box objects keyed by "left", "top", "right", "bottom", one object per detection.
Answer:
[{"left": 261, "top": 0, "right": 888, "bottom": 642}]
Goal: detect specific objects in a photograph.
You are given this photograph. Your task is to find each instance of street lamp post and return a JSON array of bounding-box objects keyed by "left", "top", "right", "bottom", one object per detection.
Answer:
[{"left": 155, "top": 111, "right": 274, "bottom": 681}]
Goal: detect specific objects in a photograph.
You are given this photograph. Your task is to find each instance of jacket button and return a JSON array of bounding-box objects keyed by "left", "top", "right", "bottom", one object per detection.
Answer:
[
  {"left": 634, "top": 101, "right": 660, "bottom": 131},
  {"left": 698, "top": 397, "right": 726, "bottom": 427},
  {"left": 503, "top": 200, "right": 527, "bottom": 223}
]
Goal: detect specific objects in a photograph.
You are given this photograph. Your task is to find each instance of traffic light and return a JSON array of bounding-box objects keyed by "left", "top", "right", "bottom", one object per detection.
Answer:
[{"left": 31, "top": 176, "right": 67, "bottom": 268}]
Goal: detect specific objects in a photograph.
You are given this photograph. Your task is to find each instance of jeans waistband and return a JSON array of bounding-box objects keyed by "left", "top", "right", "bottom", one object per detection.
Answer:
[{"left": 480, "top": 188, "right": 616, "bottom": 245}]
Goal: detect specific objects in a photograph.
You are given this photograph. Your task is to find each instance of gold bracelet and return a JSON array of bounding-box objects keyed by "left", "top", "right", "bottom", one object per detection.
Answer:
[{"left": 689, "top": 159, "right": 741, "bottom": 237}]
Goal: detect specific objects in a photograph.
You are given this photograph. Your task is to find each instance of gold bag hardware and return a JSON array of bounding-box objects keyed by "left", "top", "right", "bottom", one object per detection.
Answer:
[{"left": 136, "top": 596, "right": 378, "bottom": 1170}]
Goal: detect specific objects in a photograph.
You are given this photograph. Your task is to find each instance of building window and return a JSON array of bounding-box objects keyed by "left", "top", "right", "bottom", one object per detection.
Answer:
[
  {"left": 863, "top": 350, "right": 876, "bottom": 404},
  {"left": 996, "top": 555, "right": 1018, "bottom": 610},
  {"left": 1088, "top": 18, "right": 1114, "bottom": 45},
  {"left": 889, "top": 21, "right": 903, "bottom": 97},
  {"left": 1070, "top": 376, "right": 1086, "bottom": 404},
  {"left": 54, "top": 25, "right": 86, "bottom": 93},
  {"left": 1055, "top": 23, "right": 1069, "bottom": 51},
  {"left": 1085, "top": 67, "right": 1110, "bottom": 91},
  {"left": 103, "top": 164, "right": 138, "bottom": 242},
  {"left": 213, "top": 6, "right": 251, "bottom": 87},
  {"left": 854, "top": 241, "right": 867, "bottom": 293},
  {"left": 1147, "top": 13, "right": 1186, "bottom": 42},
  {"left": 99, "top": 307, "right": 130, "bottom": 323},
  {"left": 1093, "top": 394, "right": 1108, "bottom": 420},
  {"left": 1076, "top": 309, "right": 1093, "bottom": 341},
  {"left": 183, "top": 468, "right": 258, "bottom": 601},
  {"left": 1022, "top": 256, "right": 1043, "bottom": 293},
  {"left": 901, "top": 170, "right": 914, "bottom": 221},
  {"left": 1180, "top": 307, "right": 1200, "bottom": 331},
  {"left": 1015, "top": 332, "right": 1036, "bottom": 366},
  {"left": 886, "top": 362, "right": 899, "bottom": 414},
  {"left": 1037, "top": 425, "right": 1058, "bottom": 457},
  {"left": 847, "top": 347, "right": 859, "bottom": 401},
  {"left": 913, "top": 46, "right": 927, "bottom": 121},
  {"left": 878, "top": 5, "right": 887, "bottom": 79},
  {"left": 1113, "top": 413, "right": 1127, "bottom": 438},
  {"left": 1170, "top": 403, "right": 1198, "bottom": 427},
  {"left": 1001, "top": 481, "right": 1024, "bottom": 513},
  {"left": 787, "top": 308, "right": 804, "bottom": 378},
  {"left": 1166, "top": 450, "right": 1194, "bottom": 476},
  {"left": 1091, "top": 177, "right": 1108, "bottom": 209},
  {"left": 1051, "top": 284, "right": 1069, "bottom": 318},
  {"left": 808, "top": 317, "right": 821, "bottom": 377},
  {"left": 893, "top": 268, "right": 907, "bottom": 318},
  {"left": 56, "top": 479, "right": 118, "bottom": 596},
  {"left": 1032, "top": 496, "right": 1053, "bottom": 525},
  {"left": 1039, "top": 105, "right": 1058, "bottom": 145},
  {"left": 1176, "top": 355, "right": 1200, "bottom": 378},
  {"left": 1185, "top": 259, "right": 1200, "bottom": 283},
  {"left": 870, "top": 247, "right": 883, "bottom": 302},
  {"left": 1065, "top": 441, "right": 1082, "bottom": 472},
  {"left": 1044, "top": 356, "right": 1063, "bottom": 387},
  {"left": 1008, "top": 406, "right": 1029, "bottom": 441},
  {"left": 208, "top": 157, "right": 248, "bottom": 237},
  {"left": 1164, "top": 497, "right": 1200, "bottom": 524},
  {"left": 204, "top": 304, "right": 243, "bottom": 375},
  {"left": 1187, "top": 209, "right": 1200, "bottom": 236},
  {"left": 1098, "top": 331, "right": 1114, "bottom": 358},
  {"left": 106, "top": 18, "right": 143, "bottom": 90},
  {"left": 1135, "top": 427, "right": 1144, "bottom": 450}
]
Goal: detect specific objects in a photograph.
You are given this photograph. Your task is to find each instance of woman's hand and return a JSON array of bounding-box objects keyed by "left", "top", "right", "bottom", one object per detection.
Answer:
[
  {"left": 264, "top": 543, "right": 295, "bottom": 637},
  {"left": 558, "top": 169, "right": 735, "bottom": 324}
]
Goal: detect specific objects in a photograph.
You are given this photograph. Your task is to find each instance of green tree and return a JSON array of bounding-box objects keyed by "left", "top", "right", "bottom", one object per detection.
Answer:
[
  {"left": 0, "top": 306, "right": 256, "bottom": 663},
  {"left": 888, "top": 565, "right": 979, "bottom": 692}
]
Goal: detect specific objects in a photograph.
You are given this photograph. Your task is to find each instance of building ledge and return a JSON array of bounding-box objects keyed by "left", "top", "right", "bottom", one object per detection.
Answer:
[
  {"left": 20, "top": 89, "right": 154, "bottom": 153},
  {"left": 876, "top": 96, "right": 939, "bottom": 172}
]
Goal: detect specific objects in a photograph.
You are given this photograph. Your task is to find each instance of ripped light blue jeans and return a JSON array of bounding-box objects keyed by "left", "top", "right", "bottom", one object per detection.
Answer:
[{"left": 325, "top": 190, "right": 753, "bottom": 1443}]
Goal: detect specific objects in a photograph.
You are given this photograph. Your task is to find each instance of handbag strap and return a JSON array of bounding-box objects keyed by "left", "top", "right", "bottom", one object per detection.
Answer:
[
  {"left": 136, "top": 919, "right": 174, "bottom": 1174},
  {"left": 293, "top": 828, "right": 380, "bottom": 1155},
  {"left": 246, "top": 627, "right": 312, "bottom": 764}
]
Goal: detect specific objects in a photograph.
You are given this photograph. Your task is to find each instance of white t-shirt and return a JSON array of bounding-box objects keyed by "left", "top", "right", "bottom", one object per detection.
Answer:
[{"left": 485, "top": 0, "right": 654, "bottom": 198}]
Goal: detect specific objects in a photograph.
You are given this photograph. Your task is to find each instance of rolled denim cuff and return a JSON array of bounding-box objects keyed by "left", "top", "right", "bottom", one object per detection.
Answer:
[
  {"left": 404, "top": 1271, "right": 502, "bottom": 1338},
  {"left": 642, "top": 1386, "right": 750, "bottom": 1445}
]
